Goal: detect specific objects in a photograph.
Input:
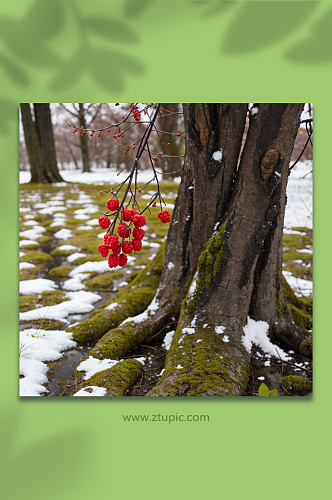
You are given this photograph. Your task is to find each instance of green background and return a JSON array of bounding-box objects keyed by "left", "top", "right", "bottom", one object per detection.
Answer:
[{"left": 2, "top": 0, "right": 328, "bottom": 498}]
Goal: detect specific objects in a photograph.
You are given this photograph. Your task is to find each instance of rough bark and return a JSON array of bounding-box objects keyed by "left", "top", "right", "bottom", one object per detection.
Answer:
[
  {"left": 69, "top": 103, "right": 309, "bottom": 397},
  {"left": 34, "top": 104, "right": 64, "bottom": 182},
  {"left": 20, "top": 103, "right": 64, "bottom": 183},
  {"left": 20, "top": 103, "right": 49, "bottom": 184},
  {"left": 149, "top": 103, "right": 305, "bottom": 396},
  {"left": 78, "top": 103, "right": 91, "bottom": 172},
  {"left": 159, "top": 103, "right": 183, "bottom": 177}
]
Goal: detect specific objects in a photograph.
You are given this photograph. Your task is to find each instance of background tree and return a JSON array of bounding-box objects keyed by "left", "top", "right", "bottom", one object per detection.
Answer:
[
  {"left": 158, "top": 103, "right": 184, "bottom": 177},
  {"left": 20, "top": 103, "right": 64, "bottom": 183},
  {"left": 60, "top": 103, "right": 103, "bottom": 172}
]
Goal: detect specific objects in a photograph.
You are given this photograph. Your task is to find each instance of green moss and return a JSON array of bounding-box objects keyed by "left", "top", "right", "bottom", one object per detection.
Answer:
[
  {"left": 299, "top": 339, "right": 313, "bottom": 359},
  {"left": 186, "top": 224, "right": 226, "bottom": 311},
  {"left": 50, "top": 248, "right": 72, "bottom": 257},
  {"left": 36, "top": 235, "right": 53, "bottom": 244},
  {"left": 150, "top": 319, "right": 249, "bottom": 397},
  {"left": 20, "top": 290, "right": 69, "bottom": 312},
  {"left": 84, "top": 273, "right": 114, "bottom": 289},
  {"left": 49, "top": 265, "right": 73, "bottom": 277},
  {"left": 76, "top": 323, "right": 149, "bottom": 370},
  {"left": 281, "top": 375, "right": 312, "bottom": 394},
  {"left": 68, "top": 242, "right": 165, "bottom": 343},
  {"left": 19, "top": 243, "right": 40, "bottom": 250},
  {"left": 75, "top": 359, "right": 143, "bottom": 396},
  {"left": 286, "top": 303, "right": 312, "bottom": 330},
  {"left": 20, "top": 251, "right": 53, "bottom": 264}
]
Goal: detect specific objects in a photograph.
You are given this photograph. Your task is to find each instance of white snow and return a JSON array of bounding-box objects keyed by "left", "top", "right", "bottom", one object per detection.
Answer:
[
  {"left": 19, "top": 262, "right": 35, "bottom": 270},
  {"left": 20, "top": 278, "right": 58, "bottom": 295},
  {"left": 251, "top": 107, "right": 258, "bottom": 115},
  {"left": 181, "top": 327, "right": 195, "bottom": 334},
  {"left": 167, "top": 262, "right": 175, "bottom": 270},
  {"left": 282, "top": 271, "right": 312, "bottom": 297},
  {"left": 215, "top": 326, "right": 225, "bottom": 335},
  {"left": 122, "top": 290, "right": 160, "bottom": 325},
  {"left": 188, "top": 271, "right": 198, "bottom": 301},
  {"left": 222, "top": 335, "right": 230, "bottom": 343},
  {"left": 257, "top": 376, "right": 265, "bottom": 381},
  {"left": 19, "top": 239, "right": 40, "bottom": 247},
  {"left": 54, "top": 228, "right": 73, "bottom": 240},
  {"left": 20, "top": 167, "right": 162, "bottom": 186},
  {"left": 73, "top": 386, "right": 107, "bottom": 396},
  {"left": 67, "top": 252, "right": 87, "bottom": 263},
  {"left": 242, "top": 317, "right": 291, "bottom": 360},
  {"left": 212, "top": 148, "right": 223, "bottom": 162},
  {"left": 162, "top": 330, "right": 175, "bottom": 351},
  {"left": 19, "top": 252, "right": 25, "bottom": 257},
  {"left": 158, "top": 369, "right": 165, "bottom": 377},
  {"left": 19, "top": 290, "right": 101, "bottom": 323},
  {"left": 58, "top": 245, "right": 80, "bottom": 251},
  {"left": 104, "top": 302, "right": 119, "bottom": 311},
  {"left": 76, "top": 356, "right": 120, "bottom": 380},
  {"left": 20, "top": 328, "right": 76, "bottom": 396},
  {"left": 176, "top": 364, "right": 183, "bottom": 369},
  {"left": 196, "top": 339, "right": 203, "bottom": 343}
]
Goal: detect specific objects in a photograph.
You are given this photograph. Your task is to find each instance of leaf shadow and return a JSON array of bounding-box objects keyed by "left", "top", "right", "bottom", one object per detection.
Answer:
[
  {"left": 285, "top": 6, "right": 332, "bottom": 64},
  {"left": 1, "top": 409, "right": 91, "bottom": 498},
  {"left": 222, "top": 1, "right": 318, "bottom": 55}
]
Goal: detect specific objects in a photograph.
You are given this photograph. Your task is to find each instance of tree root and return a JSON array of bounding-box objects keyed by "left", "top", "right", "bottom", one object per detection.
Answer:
[{"left": 73, "top": 359, "right": 143, "bottom": 396}]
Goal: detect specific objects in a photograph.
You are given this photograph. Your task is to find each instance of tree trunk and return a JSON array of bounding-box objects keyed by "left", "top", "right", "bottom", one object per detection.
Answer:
[
  {"left": 34, "top": 104, "right": 64, "bottom": 182},
  {"left": 78, "top": 103, "right": 90, "bottom": 172},
  {"left": 20, "top": 103, "right": 50, "bottom": 184},
  {"left": 158, "top": 103, "right": 184, "bottom": 178},
  {"left": 148, "top": 103, "right": 307, "bottom": 396},
  {"left": 72, "top": 103, "right": 311, "bottom": 396}
]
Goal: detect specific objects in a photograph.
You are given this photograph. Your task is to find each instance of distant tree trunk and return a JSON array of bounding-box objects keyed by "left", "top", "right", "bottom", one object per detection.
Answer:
[
  {"left": 33, "top": 104, "right": 64, "bottom": 182},
  {"left": 159, "top": 103, "right": 183, "bottom": 177},
  {"left": 78, "top": 103, "right": 90, "bottom": 172},
  {"left": 20, "top": 103, "right": 64, "bottom": 183}
]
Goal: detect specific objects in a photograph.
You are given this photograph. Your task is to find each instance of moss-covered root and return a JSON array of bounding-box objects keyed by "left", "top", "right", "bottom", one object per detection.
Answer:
[
  {"left": 281, "top": 375, "right": 313, "bottom": 395},
  {"left": 148, "top": 321, "right": 250, "bottom": 397},
  {"left": 76, "top": 359, "right": 143, "bottom": 396},
  {"left": 67, "top": 242, "right": 165, "bottom": 343},
  {"left": 73, "top": 323, "right": 149, "bottom": 379},
  {"left": 299, "top": 338, "right": 313, "bottom": 359}
]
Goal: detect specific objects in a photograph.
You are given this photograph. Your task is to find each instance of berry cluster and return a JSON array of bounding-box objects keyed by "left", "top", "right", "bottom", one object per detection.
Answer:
[
  {"left": 133, "top": 107, "right": 141, "bottom": 121},
  {"left": 158, "top": 209, "right": 171, "bottom": 223},
  {"left": 97, "top": 197, "right": 171, "bottom": 269}
]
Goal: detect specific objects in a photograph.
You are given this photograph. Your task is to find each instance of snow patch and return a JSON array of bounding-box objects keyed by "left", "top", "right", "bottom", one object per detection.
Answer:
[
  {"left": 242, "top": 317, "right": 291, "bottom": 360},
  {"left": 167, "top": 262, "right": 175, "bottom": 270},
  {"left": 162, "top": 330, "right": 175, "bottom": 351},
  {"left": 212, "top": 148, "right": 223, "bottom": 162},
  {"left": 20, "top": 278, "right": 58, "bottom": 295}
]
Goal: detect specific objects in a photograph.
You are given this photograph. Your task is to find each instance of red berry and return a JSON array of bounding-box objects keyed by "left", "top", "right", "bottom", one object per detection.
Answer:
[
  {"left": 132, "top": 227, "right": 145, "bottom": 240},
  {"left": 122, "top": 241, "right": 134, "bottom": 254},
  {"left": 108, "top": 254, "right": 119, "bottom": 268},
  {"left": 106, "top": 198, "right": 119, "bottom": 212},
  {"left": 112, "top": 243, "right": 121, "bottom": 256},
  {"left": 152, "top": 157, "right": 157, "bottom": 161},
  {"left": 158, "top": 210, "right": 171, "bottom": 223},
  {"left": 98, "top": 216, "right": 111, "bottom": 229},
  {"left": 132, "top": 214, "right": 146, "bottom": 228},
  {"left": 119, "top": 253, "right": 128, "bottom": 267},
  {"left": 152, "top": 202, "right": 156, "bottom": 207},
  {"left": 104, "top": 233, "right": 119, "bottom": 249},
  {"left": 138, "top": 190, "right": 141, "bottom": 193},
  {"left": 117, "top": 223, "right": 130, "bottom": 239},
  {"left": 97, "top": 244, "right": 109, "bottom": 258},
  {"left": 122, "top": 208, "right": 132, "bottom": 222},
  {"left": 132, "top": 239, "right": 142, "bottom": 252}
]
